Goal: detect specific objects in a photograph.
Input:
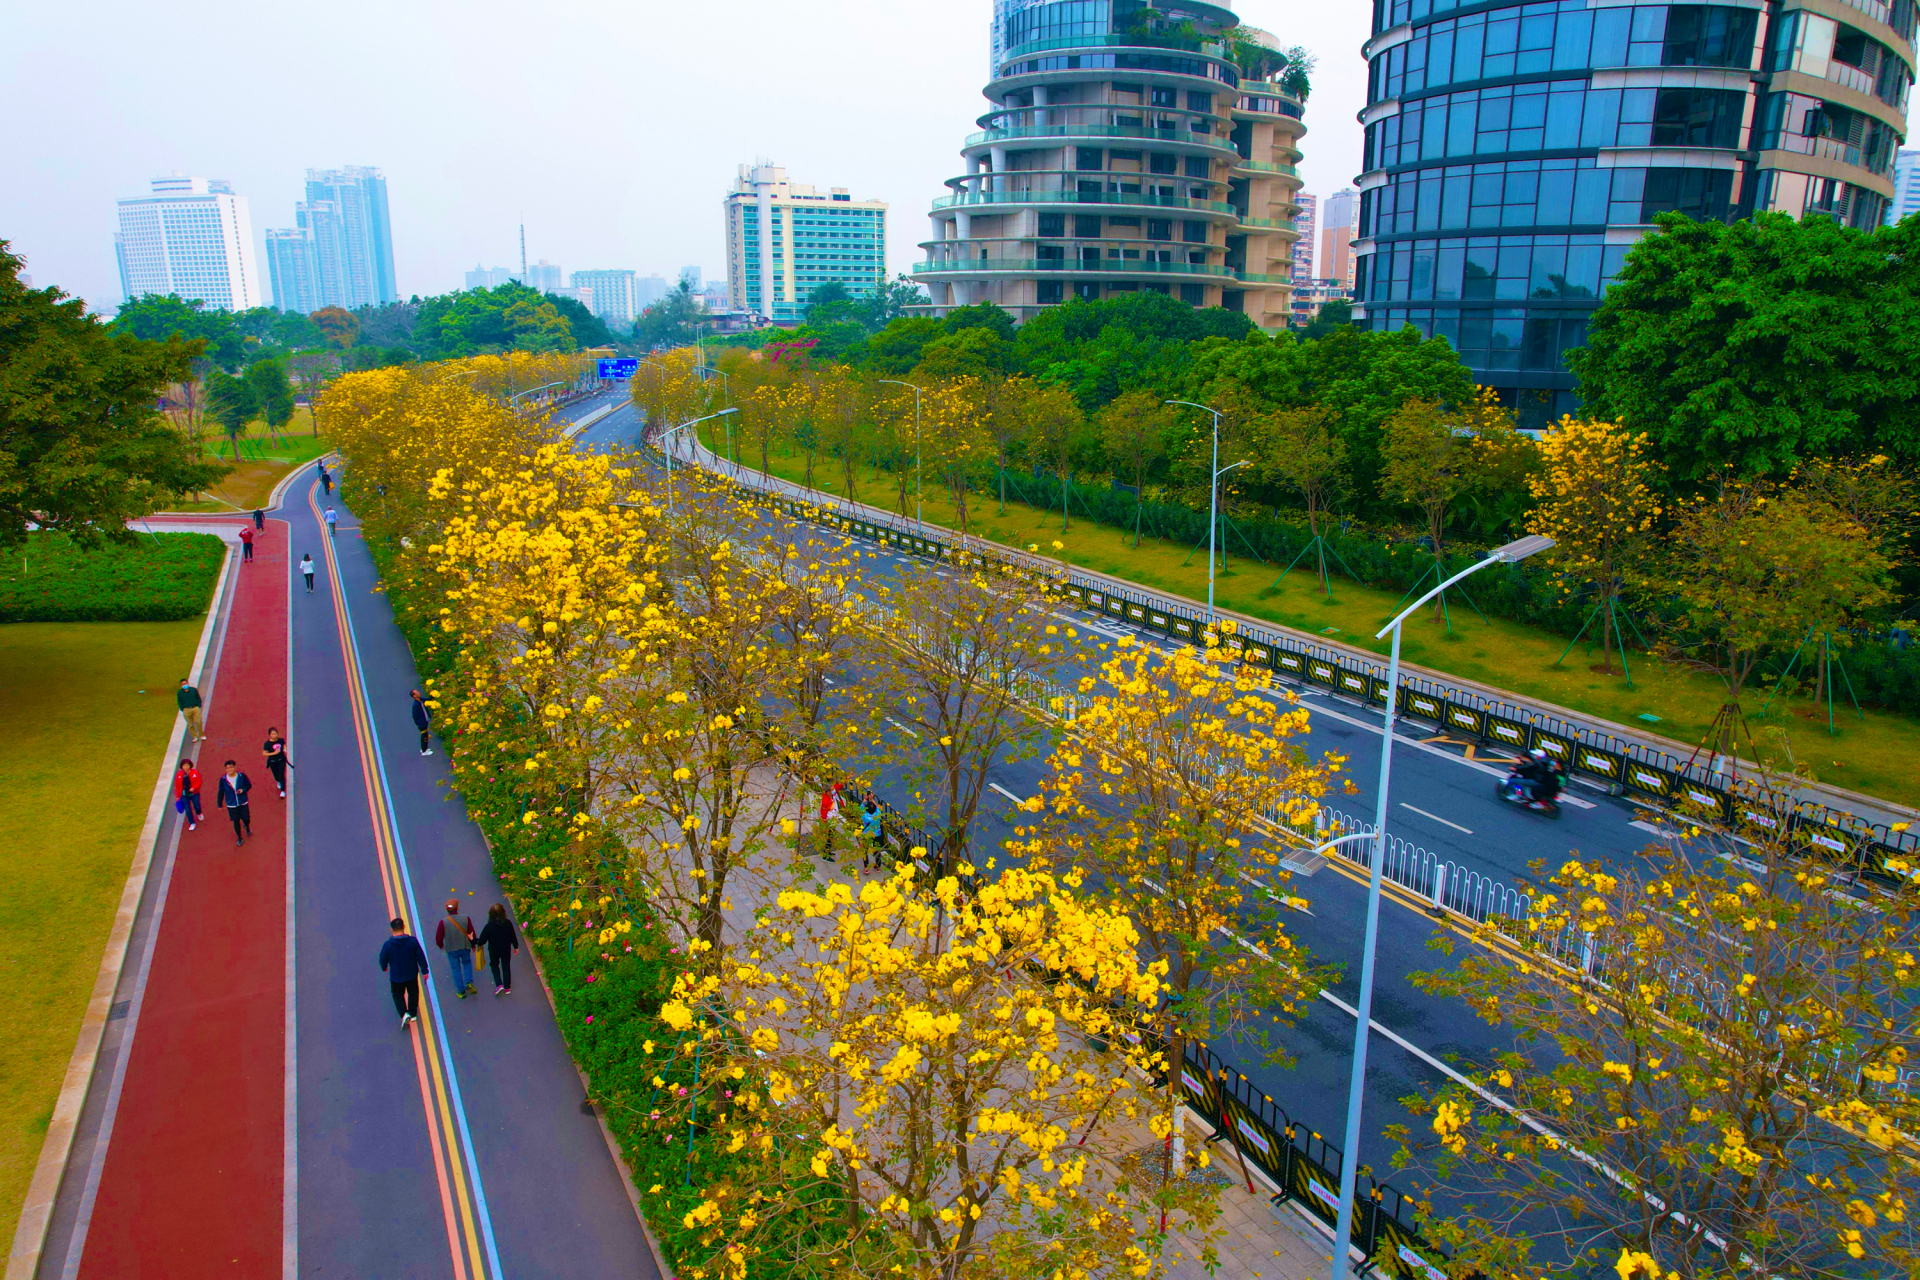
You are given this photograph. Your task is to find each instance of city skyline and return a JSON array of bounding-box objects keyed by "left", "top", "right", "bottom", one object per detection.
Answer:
[{"left": 0, "top": 0, "right": 1377, "bottom": 315}]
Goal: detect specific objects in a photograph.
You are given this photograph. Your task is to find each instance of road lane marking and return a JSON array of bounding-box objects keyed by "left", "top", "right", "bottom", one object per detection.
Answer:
[
  {"left": 884, "top": 717, "right": 920, "bottom": 739},
  {"left": 988, "top": 782, "right": 1028, "bottom": 807},
  {"left": 1399, "top": 803, "right": 1472, "bottom": 835}
]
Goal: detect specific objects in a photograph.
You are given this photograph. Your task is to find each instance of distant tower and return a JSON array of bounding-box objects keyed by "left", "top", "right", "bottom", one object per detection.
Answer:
[{"left": 520, "top": 224, "right": 527, "bottom": 282}]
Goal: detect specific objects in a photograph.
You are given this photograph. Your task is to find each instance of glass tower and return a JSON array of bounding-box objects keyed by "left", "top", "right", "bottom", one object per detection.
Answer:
[
  {"left": 916, "top": 0, "right": 1307, "bottom": 328},
  {"left": 1354, "top": 0, "right": 1915, "bottom": 426}
]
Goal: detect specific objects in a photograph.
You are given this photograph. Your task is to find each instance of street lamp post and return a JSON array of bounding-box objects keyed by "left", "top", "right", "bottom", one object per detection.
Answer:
[
  {"left": 1327, "top": 533, "right": 1555, "bottom": 1280},
  {"left": 658, "top": 407, "right": 738, "bottom": 514},
  {"left": 509, "top": 381, "right": 563, "bottom": 408},
  {"left": 878, "top": 379, "right": 924, "bottom": 534},
  {"left": 1165, "top": 400, "right": 1245, "bottom": 627},
  {"left": 693, "top": 365, "right": 736, "bottom": 477}
]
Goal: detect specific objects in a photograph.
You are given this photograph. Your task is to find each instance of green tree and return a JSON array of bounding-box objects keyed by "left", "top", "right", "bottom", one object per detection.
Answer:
[
  {"left": 1100, "top": 389, "right": 1170, "bottom": 547},
  {"left": 860, "top": 272, "right": 927, "bottom": 329},
  {"left": 803, "top": 280, "right": 858, "bottom": 325},
  {"left": 111, "top": 293, "right": 244, "bottom": 369},
  {"left": 912, "top": 326, "right": 1013, "bottom": 381},
  {"left": 631, "top": 280, "right": 704, "bottom": 350},
  {"left": 504, "top": 297, "right": 573, "bottom": 352},
  {"left": 1302, "top": 323, "right": 1477, "bottom": 510},
  {"left": 1298, "top": 296, "right": 1352, "bottom": 340},
  {"left": 205, "top": 372, "right": 257, "bottom": 462},
  {"left": 244, "top": 359, "right": 297, "bottom": 438},
  {"left": 1572, "top": 212, "right": 1920, "bottom": 482},
  {"left": 0, "top": 242, "right": 227, "bottom": 544},
  {"left": 860, "top": 316, "right": 945, "bottom": 376},
  {"left": 1379, "top": 389, "right": 1529, "bottom": 615},
  {"left": 540, "top": 291, "right": 609, "bottom": 348}
]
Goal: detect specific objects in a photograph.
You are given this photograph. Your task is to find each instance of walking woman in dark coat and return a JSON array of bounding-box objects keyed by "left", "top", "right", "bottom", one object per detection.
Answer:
[{"left": 477, "top": 903, "right": 520, "bottom": 995}]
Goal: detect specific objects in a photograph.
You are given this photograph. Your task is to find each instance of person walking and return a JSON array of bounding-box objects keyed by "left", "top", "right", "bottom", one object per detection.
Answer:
[
  {"left": 860, "top": 796, "right": 885, "bottom": 873},
  {"left": 262, "top": 728, "right": 292, "bottom": 797},
  {"left": 434, "top": 901, "right": 478, "bottom": 998},
  {"left": 238, "top": 524, "right": 255, "bottom": 563},
  {"left": 318, "top": 462, "right": 333, "bottom": 496},
  {"left": 251, "top": 508, "right": 265, "bottom": 532},
  {"left": 216, "top": 760, "right": 253, "bottom": 845},
  {"left": 324, "top": 507, "right": 338, "bottom": 538},
  {"left": 817, "top": 781, "right": 843, "bottom": 861},
  {"left": 411, "top": 690, "right": 433, "bottom": 756},
  {"left": 379, "top": 918, "right": 430, "bottom": 1028},
  {"left": 476, "top": 904, "right": 520, "bottom": 996},
  {"left": 300, "top": 553, "right": 315, "bottom": 593},
  {"left": 173, "top": 759, "right": 203, "bottom": 832},
  {"left": 177, "top": 678, "right": 204, "bottom": 743}
]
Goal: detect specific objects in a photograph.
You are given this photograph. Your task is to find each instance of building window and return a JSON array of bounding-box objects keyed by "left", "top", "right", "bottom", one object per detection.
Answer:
[
  {"left": 1187, "top": 91, "right": 1212, "bottom": 114},
  {"left": 1038, "top": 280, "right": 1065, "bottom": 304},
  {"left": 1182, "top": 220, "right": 1208, "bottom": 243},
  {"left": 1151, "top": 86, "right": 1177, "bottom": 108},
  {"left": 1184, "top": 155, "right": 1210, "bottom": 179},
  {"left": 1180, "top": 283, "right": 1206, "bottom": 304},
  {"left": 1039, "top": 212, "right": 1066, "bottom": 236},
  {"left": 1077, "top": 147, "right": 1104, "bottom": 171},
  {"left": 1149, "top": 152, "right": 1178, "bottom": 174},
  {"left": 1075, "top": 281, "right": 1100, "bottom": 299},
  {"left": 1147, "top": 219, "right": 1172, "bottom": 240},
  {"left": 1074, "top": 214, "right": 1102, "bottom": 237}
]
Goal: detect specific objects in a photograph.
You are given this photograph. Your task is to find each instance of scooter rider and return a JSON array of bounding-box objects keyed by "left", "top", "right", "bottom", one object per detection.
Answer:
[{"left": 1520, "top": 748, "right": 1563, "bottom": 808}]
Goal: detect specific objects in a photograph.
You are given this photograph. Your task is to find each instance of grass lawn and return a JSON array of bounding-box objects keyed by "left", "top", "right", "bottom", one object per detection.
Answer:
[
  {"left": 705, "top": 432, "right": 1920, "bottom": 811},
  {"left": 0, "top": 619, "right": 205, "bottom": 1240},
  {"left": 174, "top": 410, "right": 331, "bottom": 513}
]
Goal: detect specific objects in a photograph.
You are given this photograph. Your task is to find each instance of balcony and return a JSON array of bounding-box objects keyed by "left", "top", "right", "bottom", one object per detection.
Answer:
[
  {"left": 930, "top": 187, "right": 1239, "bottom": 215},
  {"left": 999, "top": 33, "right": 1232, "bottom": 64},
  {"left": 1230, "top": 157, "right": 1298, "bottom": 176},
  {"left": 914, "top": 257, "right": 1237, "bottom": 280},
  {"left": 964, "top": 122, "right": 1236, "bottom": 150}
]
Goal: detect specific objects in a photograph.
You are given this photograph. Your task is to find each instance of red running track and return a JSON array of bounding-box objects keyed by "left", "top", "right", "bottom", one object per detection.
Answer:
[{"left": 78, "top": 518, "right": 287, "bottom": 1278}]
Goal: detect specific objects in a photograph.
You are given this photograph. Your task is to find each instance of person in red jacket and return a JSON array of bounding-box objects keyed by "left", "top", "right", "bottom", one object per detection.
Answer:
[
  {"left": 238, "top": 524, "right": 255, "bottom": 563},
  {"left": 174, "top": 759, "right": 204, "bottom": 832}
]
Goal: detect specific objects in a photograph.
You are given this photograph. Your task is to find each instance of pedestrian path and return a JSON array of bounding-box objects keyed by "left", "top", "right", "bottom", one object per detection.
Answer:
[{"left": 22, "top": 472, "right": 656, "bottom": 1279}]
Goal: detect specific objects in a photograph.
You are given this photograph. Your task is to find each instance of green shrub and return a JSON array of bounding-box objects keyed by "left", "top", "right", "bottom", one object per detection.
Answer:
[{"left": 0, "top": 532, "right": 225, "bottom": 622}]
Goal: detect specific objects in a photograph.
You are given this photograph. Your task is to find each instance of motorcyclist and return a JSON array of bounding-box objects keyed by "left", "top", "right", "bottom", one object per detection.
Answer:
[{"left": 1519, "top": 748, "right": 1563, "bottom": 808}]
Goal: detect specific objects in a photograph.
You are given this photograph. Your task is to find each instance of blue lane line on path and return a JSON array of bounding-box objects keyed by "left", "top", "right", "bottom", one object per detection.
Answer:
[{"left": 327, "top": 507, "right": 508, "bottom": 1280}]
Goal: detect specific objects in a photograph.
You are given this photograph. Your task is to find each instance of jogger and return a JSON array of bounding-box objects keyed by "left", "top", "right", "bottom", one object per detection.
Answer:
[
  {"left": 379, "top": 918, "right": 430, "bottom": 1027},
  {"left": 411, "top": 689, "right": 433, "bottom": 756},
  {"left": 216, "top": 761, "right": 253, "bottom": 845},
  {"left": 262, "top": 728, "right": 291, "bottom": 797},
  {"left": 477, "top": 904, "right": 520, "bottom": 995},
  {"left": 435, "top": 901, "right": 477, "bottom": 998}
]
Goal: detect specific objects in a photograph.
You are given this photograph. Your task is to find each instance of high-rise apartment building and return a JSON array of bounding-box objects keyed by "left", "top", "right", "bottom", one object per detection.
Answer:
[
  {"left": 1355, "top": 0, "right": 1914, "bottom": 425},
  {"left": 464, "top": 266, "right": 520, "bottom": 290},
  {"left": 570, "top": 269, "right": 640, "bottom": 324},
  {"left": 265, "top": 227, "right": 319, "bottom": 314},
  {"left": 1291, "top": 191, "right": 1317, "bottom": 285},
  {"left": 915, "top": 0, "right": 1306, "bottom": 328},
  {"left": 114, "top": 175, "right": 264, "bottom": 311},
  {"left": 304, "top": 167, "right": 396, "bottom": 306},
  {"left": 1319, "top": 187, "right": 1357, "bottom": 292},
  {"left": 637, "top": 274, "right": 670, "bottom": 309},
  {"left": 725, "top": 164, "right": 888, "bottom": 324},
  {"left": 1892, "top": 148, "right": 1920, "bottom": 222},
  {"left": 525, "top": 259, "right": 564, "bottom": 293}
]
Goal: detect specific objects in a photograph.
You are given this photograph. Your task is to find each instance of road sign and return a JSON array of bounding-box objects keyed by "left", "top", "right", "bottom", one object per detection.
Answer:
[{"left": 597, "top": 358, "right": 640, "bottom": 379}]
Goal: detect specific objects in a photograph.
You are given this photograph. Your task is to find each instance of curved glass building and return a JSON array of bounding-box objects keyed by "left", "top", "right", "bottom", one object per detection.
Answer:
[
  {"left": 1353, "top": 0, "right": 1916, "bottom": 425},
  {"left": 915, "top": 0, "right": 1307, "bottom": 328}
]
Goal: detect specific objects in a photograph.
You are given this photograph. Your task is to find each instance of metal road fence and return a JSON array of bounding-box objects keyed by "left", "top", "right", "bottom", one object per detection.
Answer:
[{"left": 656, "top": 432, "right": 1917, "bottom": 882}]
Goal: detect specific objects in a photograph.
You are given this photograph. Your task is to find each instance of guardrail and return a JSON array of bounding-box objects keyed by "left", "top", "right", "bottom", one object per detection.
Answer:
[{"left": 655, "top": 432, "right": 1917, "bottom": 881}]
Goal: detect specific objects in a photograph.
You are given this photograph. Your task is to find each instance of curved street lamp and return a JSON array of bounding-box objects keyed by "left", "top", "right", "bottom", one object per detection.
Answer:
[{"left": 877, "top": 379, "right": 924, "bottom": 534}]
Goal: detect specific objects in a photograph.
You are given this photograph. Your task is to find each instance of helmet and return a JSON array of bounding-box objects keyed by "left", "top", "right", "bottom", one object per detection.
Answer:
[{"left": 1529, "top": 748, "right": 1548, "bottom": 760}]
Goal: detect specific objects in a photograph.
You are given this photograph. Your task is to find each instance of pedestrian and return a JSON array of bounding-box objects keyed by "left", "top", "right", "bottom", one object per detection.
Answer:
[
  {"left": 216, "top": 759, "right": 253, "bottom": 845},
  {"left": 379, "top": 917, "right": 430, "bottom": 1028},
  {"left": 817, "top": 781, "right": 843, "bottom": 861},
  {"left": 860, "top": 796, "right": 885, "bottom": 872},
  {"left": 251, "top": 508, "right": 265, "bottom": 532},
  {"left": 238, "top": 524, "right": 255, "bottom": 563},
  {"left": 173, "top": 758, "right": 203, "bottom": 832},
  {"left": 324, "top": 507, "right": 338, "bottom": 538},
  {"left": 411, "top": 689, "right": 433, "bottom": 756},
  {"left": 434, "top": 900, "right": 478, "bottom": 998},
  {"left": 262, "top": 727, "right": 292, "bottom": 797},
  {"left": 319, "top": 462, "right": 332, "bottom": 496},
  {"left": 477, "top": 903, "right": 520, "bottom": 996},
  {"left": 300, "top": 553, "right": 315, "bottom": 593},
  {"left": 177, "top": 678, "right": 204, "bottom": 743}
]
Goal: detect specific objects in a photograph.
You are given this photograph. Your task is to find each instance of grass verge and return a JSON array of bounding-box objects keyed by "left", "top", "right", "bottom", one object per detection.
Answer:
[
  {"left": 174, "top": 412, "right": 330, "bottom": 513},
  {"left": 0, "top": 619, "right": 206, "bottom": 1241},
  {"left": 0, "top": 533, "right": 224, "bottom": 623},
  {"left": 706, "top": 433, "right": 1920, "bottom": 811}
]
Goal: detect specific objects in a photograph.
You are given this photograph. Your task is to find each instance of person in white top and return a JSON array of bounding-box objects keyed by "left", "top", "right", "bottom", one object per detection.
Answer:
[{"left": 300, "top": 554, "right": 315, "bottom": 593}]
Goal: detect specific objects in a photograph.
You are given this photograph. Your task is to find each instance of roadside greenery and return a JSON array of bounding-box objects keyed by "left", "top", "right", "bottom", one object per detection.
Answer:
[{"left": 0, "top": 532, "right": 224, "bottom": 622}]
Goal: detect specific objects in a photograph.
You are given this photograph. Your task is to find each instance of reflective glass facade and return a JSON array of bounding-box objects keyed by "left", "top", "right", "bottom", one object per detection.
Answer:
[{"left": 1356, "top": 0, "right": 1915, "bottom": 425}]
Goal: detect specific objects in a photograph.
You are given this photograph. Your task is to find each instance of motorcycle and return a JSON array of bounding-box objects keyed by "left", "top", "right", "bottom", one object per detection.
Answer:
[{"left": 1497, "top": 765, "right": 1563, "bottom": 818}]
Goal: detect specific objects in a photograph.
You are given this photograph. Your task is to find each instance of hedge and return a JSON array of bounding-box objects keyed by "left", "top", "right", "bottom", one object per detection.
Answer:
[{"left": 0, "top": 532, "right": 226, "bottom": 623}]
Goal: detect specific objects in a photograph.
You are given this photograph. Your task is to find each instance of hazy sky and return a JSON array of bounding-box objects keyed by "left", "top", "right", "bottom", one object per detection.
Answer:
[{"left": 2, "top": 0, "right": 1372, "bottom": 312}]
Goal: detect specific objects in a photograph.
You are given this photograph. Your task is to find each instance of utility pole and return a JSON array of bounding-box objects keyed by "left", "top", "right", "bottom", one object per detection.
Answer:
[{"left": 519, "top": 222, "right": 527, "bottom": 283}]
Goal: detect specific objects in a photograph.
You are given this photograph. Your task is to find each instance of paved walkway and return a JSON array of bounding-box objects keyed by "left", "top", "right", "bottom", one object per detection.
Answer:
[{"left": 24, "top": 471, "right": 656, "bottom": 1278}]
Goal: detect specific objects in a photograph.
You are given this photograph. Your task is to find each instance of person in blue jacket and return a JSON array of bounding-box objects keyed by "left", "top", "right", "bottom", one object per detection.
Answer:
[
  {"left": 411, "top": 689, "right": 433, "bottom": 756},
  {"left": 215, "top": 760, "right": 253, "bottom": 846},
  {"left": 379, "top": 918, "right": 430, "bottom": 1028}
]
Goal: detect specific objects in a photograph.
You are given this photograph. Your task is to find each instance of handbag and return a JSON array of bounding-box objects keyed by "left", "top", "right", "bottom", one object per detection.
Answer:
[{"left": 174, "top": 797, "right": 186, "bottom": 815}]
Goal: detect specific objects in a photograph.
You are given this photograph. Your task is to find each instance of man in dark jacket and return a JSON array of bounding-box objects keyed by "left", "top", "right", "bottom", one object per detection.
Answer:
[
  {"left": 379, "top": 919, "right": 430, "bottom": 1027},
  {"left": 177, "top": 678, "right": 204, "bottom": 744},
  {"left": 216, "top": 760, "right": 253, "bottom": 845},
  {"left": 411, "top": 689, "right": 433, "bottom": 756}
]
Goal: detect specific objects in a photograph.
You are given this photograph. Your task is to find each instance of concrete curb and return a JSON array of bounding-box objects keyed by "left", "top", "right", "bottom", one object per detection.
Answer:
[{"left": 5, "top": 542, "right": 238, "bottom": 1280}]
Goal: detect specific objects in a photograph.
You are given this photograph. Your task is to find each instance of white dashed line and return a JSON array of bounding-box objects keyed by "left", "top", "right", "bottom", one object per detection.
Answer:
[
  {"left": 988, "top": 782, "right": 1028, "bottom": 807},
  {"left": 1399, "top": 803, "right": 1473, "bottom": 835}
]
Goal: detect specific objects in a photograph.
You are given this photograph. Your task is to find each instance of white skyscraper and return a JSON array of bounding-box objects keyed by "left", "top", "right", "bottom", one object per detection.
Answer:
[
  {"left": 114, "top": 175, "right": 264, "bottom": 311},
  {"left": 570, "top": 269, "right": 640, "bottom": 324},
  {"left": 1891, "top": 150, "right": 1920, "bottom": 225}
]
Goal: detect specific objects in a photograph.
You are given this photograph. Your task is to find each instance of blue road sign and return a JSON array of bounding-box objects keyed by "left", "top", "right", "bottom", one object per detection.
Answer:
[{"left": 598, "top": 358, "right": 640, "bottom": 379}]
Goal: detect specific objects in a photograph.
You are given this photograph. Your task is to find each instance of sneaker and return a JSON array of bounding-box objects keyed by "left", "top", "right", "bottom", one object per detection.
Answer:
[
  {"left": 455, "top": 990, "right": 468, "bottom": 999},
  {"left": 494, "top": 985, "right": 505, "bottom": 996},
  {"left": 278, "top": 789, "right": 286, "bottom": 797},
  {"left": 424, "top": 749, "right": 434, "bottom": 756},
  {"left": 187, "top": 823, "right": 196, "bottom": 831},
  {"left": 466, "top": 983, "right": 477, "bottom": 995},
  {"left": 405, "top": 1013, "right": 418, "bottom": 1026},
  {"left": 501, "top": 988, "right": 511, "bottom": 995},
  {"left": 401, "top": 1013, "right": 410, "bottom": 1027}
]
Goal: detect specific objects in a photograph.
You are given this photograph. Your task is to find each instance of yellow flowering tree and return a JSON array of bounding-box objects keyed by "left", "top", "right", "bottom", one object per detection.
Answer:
[
  {"left": 1525, "top": 417, "right": 1663, "bottom": 678},
  {"left": 665, "top": 863, "right": 1225, "bottom": 1280},
  {"left": 1020, "top": 632, "right": 1341, "bottom": 1169},
  {"left": 1393, "top": 815, "right": 1920, "bottom": 1278},
  {"left": 1099, "top": 390, "right": 1171, "bottom": 549}
]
